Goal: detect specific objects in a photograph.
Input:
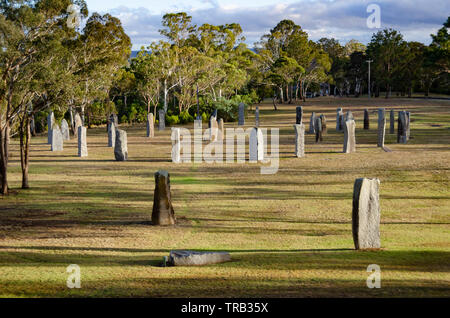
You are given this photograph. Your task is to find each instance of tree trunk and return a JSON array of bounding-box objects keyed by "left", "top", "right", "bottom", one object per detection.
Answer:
[
  {"left": 164, "top": 80, "right": 168, "bottom": 112},
  {"left": 20, "top": 117, "right": 31, "bottom": 189},
  {"left": 0, "top": 124, "right": 10, "bottom": 195}
]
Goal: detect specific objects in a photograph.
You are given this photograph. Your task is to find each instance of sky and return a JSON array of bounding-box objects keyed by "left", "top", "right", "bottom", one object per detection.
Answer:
[{"left": 85, "top": 0, "right": 449, "bottom": 50}]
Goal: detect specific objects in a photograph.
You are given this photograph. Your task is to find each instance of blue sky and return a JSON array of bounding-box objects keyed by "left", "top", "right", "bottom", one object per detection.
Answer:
[{"left": 85, "top": 0, "right": 449, "bottom": 50}]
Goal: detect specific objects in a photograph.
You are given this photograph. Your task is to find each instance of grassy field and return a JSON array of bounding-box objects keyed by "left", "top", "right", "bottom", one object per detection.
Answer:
[{"left": 0, "top": 97, "right": 449, "bottom": 298}]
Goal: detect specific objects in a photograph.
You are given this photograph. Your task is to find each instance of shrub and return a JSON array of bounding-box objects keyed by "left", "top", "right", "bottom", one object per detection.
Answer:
[
  {"left": 201, "top": 112, "right": 208, "bottom": 122},
  {"left": 179, "top": 110, "right": 193, "bottom": 124},
  {"left": 166, "top": 114, "right": 180, "bottom": 126},
  {"left": 120, "top": 115, "right": 128, "bottom": 124}
]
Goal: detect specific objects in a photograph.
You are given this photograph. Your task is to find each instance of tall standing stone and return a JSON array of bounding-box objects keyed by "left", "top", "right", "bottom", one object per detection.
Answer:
[
  {"left": 345, "top": 111, "right": 354, "bottom": 121},
  {"left": 397, "top": 111, "right": 408, "bottom": 144},
  {"left": 108, "top": 122, "right": 116, "bottom": 148},
  {"left": 339, "top": 113, "right": 345, "bottom": 133},
  {"left": 51, "top": 125, "right": 63, "bottom": 152},
  {"left": 78, "top": 126, "right": 88, "bottom": 157},
  {"left": 47, "top": 111, "right": 55, "bottom": 144},
  {"left": 377, "top": 108, "right": 386, "bottom": 148},
  {"left": 147, "top": 113, "right": 154, "bottom": 138},
  {"left": 238, "top": 103, "right": 245, "bottom": 126},
  {"left": 209, "top": 115, "right": 219, "bottom": 142},
  {"left": 315, "top": 116, "right": 323, "bottom": 143},
  {"left": 249, "top": 127, "right": 264, "bottom": 162},
  {"left": 61, "top": 119, "right": 70, "bottom": 141},
  {"left": 171, "top": 128, "right": 181, "bottom": 163},
  {"left": 74, "top": 113, "right": 82, "bottom": 138},
  {"left": 293, "top": 124, "right": 305, "bottom": 158},
  {"left": 336, "top": 108, "right": 344, "bottom": 132},
  {"left": 218, "top": 118, "right": 224, "bottom": 141},
  {"left": 152, "top": 170, "right": 176, "bottom": 226},
  {"left": 114, "top": 129, "right": 128, "bottom": 161},
  {"left": 296, "top": 106, "right": 303, "bottom": 124},
  {"left": 343, "top": 119, "right": 356, "bottom": 153},
  {"left": 389, "top": 109, "right": 395, "bottom": 134},
  {"left": 109, "top": 113, "right": 118, "bottom": 127},
  {"left": 158, "top": 110, "right": 165, "bottom": 131},
  {"left": 255, "top": 107, "right": 260, "bottom": 127},
  {"left": 320, "top": 114, "right": 327, "bottom": 134},
  {"left": 406, "top": 112, "right": 411, "bottom": 141},
  {"left": 352, "top": 178, "right": 381, "bottom": 250},
  {"left": 309, "top": 112, "right": 316, "bottom": 134},
  {"left": 364, "top": 109, "right": 370, "bottom": 130}
]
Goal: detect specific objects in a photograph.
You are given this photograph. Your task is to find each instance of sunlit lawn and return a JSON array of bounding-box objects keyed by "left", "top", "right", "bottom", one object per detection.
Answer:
[{"left": 0, "top": 96, "right": 449, "bottom": 297}]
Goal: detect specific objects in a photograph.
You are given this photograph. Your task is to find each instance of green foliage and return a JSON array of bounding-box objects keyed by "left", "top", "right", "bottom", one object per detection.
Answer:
[
  {"left": 179, "top": 110, "right": 193, "bottom": 124},
  {"left": 166, "top": 114, "right": 180, "bottom": 126}
]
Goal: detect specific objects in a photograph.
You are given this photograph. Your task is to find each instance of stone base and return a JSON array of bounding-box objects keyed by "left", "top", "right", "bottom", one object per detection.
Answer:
[{"left": 168, "top": 250, "right": 231, "bottom": 266}]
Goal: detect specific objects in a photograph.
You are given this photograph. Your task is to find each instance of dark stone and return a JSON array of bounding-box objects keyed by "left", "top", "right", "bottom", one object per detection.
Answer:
[
  {"left": 296, "top": 106, "right": 303, "bottom": 125},
  {"left": 152, "top": 170, "right": 176, "bottom": 226},
  {"left": 159, "top": 110, "right": 166, "bottom": 130},
  {"left": 315, "top": 117, "right": 322, "bottom": 143},
  {"left": 364, "top": 109, "right": 370, "bottom": 130}
]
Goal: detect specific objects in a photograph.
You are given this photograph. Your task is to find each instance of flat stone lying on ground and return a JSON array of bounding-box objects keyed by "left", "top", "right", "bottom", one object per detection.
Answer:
[
  {"left": 114, "top": 129, "right": 128, "bottom": 161},
  {"left": 343, "top": 119, "right": 356, "bottom": 153},
  {"left": 168, "top": 250, "right": 231, "bottom": 266},
  {"left": 293, "top": 124, "right": 305, "bottom": 158},
  {"left": 352, "top": 178, "right": 381, "bottom": 250},
  {"left": 152, "top": 170, "right": 176, "bottom": 226},
  {"left": 78, "top": 126, "right": 88, "bottom": 157}
]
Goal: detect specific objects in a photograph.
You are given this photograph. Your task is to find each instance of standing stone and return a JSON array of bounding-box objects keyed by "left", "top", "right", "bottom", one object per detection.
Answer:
[
  {"left": 296, "top": 106, "right": 303, "bottom": 124},
  {"left": 343, "top": 119, "right": 356, "bottom": 153},
  {"left": 389, "top": 109, "right": 395, "bottom": 134},
  {"left": 336, "top": 108, "right": 343, "bottom": 131},
  {"left": 255, "top": 107, "right": 260, "bottom": 127},
  {"left": 345, "top": 111, "right": 354, "bottom": 121},
  {"left": 171, "top": 128, "right": 181, "bottom": 163},
  {"left": 209, "top": 115, "right": 219, "bottom": 142},
  {"left": 397, "top": 111, "right": 408, "bottom": 144},
  {"left": 30, "top": 116, "right": 36, "bottom": 136},
  {"left": 78, "top": 126, "right": 88, "bottom": 157},
  {"left": 218, "top": 118, "right": 224, "bottom": 141},
  {"left": 406, "top": 112, "right": 411, "bottom": 141},
  {"left": 238, "top": 103, "right": 245, "bottom": 126},
  {"left": 47, "top": 111, "right": 55, "bottom": 144},
  {"left": 61, "top": 119, "right": 70, "bottom": 141},
  {"left": 315, "top": 116, "right": 322, "bottom": 143},
  {"left": 339, "top": 113, "right": 345, "bottom": 132},
  {"left": 320, "top": 114, "right": 327, "bottom": 134},
  {"left": 51, "top": 125, "right": 63, "bottom": 152},
  {"left": 74, "top": 113, "right": 82, "bottom": 138},
  {"left": 109, "top": 113, "right": 118, "bottom": 127},
  {"left": 108, "top": 122, "right": 116, "bottom": 148},
  {"left": 114, "top": 129, "right": 128, "bottom": 161},
  {"left": 249, "top": 127, "right": 264, "bottom": 162},
  {"left": 158, "top": 110, "right": 165, "bottom": 131},
  {"left": 293, "top": 124, "right": 305, "bottom": 158},
  {"left": 352, "top": 178, "right": 381, "bottom": 250},
  {"left": 377, "top": 108, "right": 386, "bottom": 148},
  {"left": 309, "top": 112, "right": 316, "bottom": 134},
  {"left": 147, "top": 113, "right": 154, "bottom": 138},
  {"left": 364, "top": 109, "right": 370, "bottom": 130},
  {"left": 152, "top": 170, "right": 176, "bottom": 226}
]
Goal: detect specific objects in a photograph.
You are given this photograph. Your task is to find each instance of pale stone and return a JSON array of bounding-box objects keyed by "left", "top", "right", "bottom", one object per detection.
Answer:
[
  {"left": 293, "top": 124, "right": 305, "bottom": 158},
  {"left": 109, "top": 113, "right": 118, "bottom": 127},
  {"left": 218, "top": 118, "right": 224, "bottom": 141},
  {"left": 352, "top": 178, "right": 381, "bottom": 250},
  {"left": 296, "top": 106, "right": 303, "bottom": 125},
  {"left": 406, "top": 112, "right": 411, "bottom": 141},
  {"left": 47, "top": 111, "right": 55, "bottom": 144},
  {"left": 61, "top": 119, "right": 70, "bottom": 141},
  {"left": 74, "top": 113, "right": 82, "bottom": 138},
  {"left": 51, "top": 125, "right": 63, "bottom": 152},
  {"left": 152, "top": 170, "right": 176, "bottom": 226},
  {"left": 377, "top": 108, "right": 386, "bottom": 148},
  {"left": 114, "top": 129, "right": 128, "bottom": 161},
  {"left": 158, "top": 110, "right": 165, "bottom": 130},
  {"left": 320, "top": 114, "right": 327, "bottom": 134},
  {"left": 78, "top": 126, "right": 88, "bottom": 157},
  {"left": 309, "top": 112, "right": 316, "bottom": 134},
  {"left": 209, "top": 115, "right": 219, "bottom": 142},
  {"left": 171, "top": 128, "right": 181, "bottom": 163},
  {"left": 389, "top": 109, "right": 395, "bottom": 134},
  {"left": 108, "top": 122, "right": 116, "bottom": 148},
  {"left": 364, "top": 109, "right": 370, "bottom": 130},
  {"left": 168, "top": 250, "right": 231, "bottom": 266},
  {"left": 249, "top": 127, "right": 264, "bottom": 162},
  {"left": 147, "top": 113, "right": 154, "bottom": 138},
  {"left": 238, "top": 103, "right": 245, "bottom": 126},
  {"left": 343, "top": 119, "right": 356, "bottom": 153},
  {"left": 345, "top": 111, "right": 354, "bottom": 121}
]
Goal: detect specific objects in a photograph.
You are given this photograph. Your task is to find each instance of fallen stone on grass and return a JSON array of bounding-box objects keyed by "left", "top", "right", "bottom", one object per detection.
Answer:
[{"left": 168, "top": 250, "right": 231, "bottom": 266}]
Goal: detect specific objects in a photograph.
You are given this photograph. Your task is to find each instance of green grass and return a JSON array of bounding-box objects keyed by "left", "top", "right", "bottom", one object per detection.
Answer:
[{"left": 0, "top": 97, "right": 449, "bottom": 298}]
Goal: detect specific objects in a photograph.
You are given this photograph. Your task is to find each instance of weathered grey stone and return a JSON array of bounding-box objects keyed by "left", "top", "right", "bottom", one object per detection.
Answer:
[
  {"left": 309, "top": 112, "right": 316, "bottom": 134},
  {"left": 293, "top": 124, "right": 305, "bottom": 158},
  {"left": 352, "top": 178, "right": 381, "bottom": 250},
  {"left": 171, "top": 128, "right": 181, "bottom": 163},
  {"left": 336, "top": 108, "right": 343, "bottom": 131},
  {"left": 74, "top": 113, "right": 82, "bottom": 138},
  {"left": 296, "top": 106, "right": 303, "bottom": 125},
  {"left": 147, "top": 113, "right": 154, "bottom": 138},
  {"left": 47, "top": 112, "right": 55, "bottom": 144},
  {"left": 168, "top": 250, "right": 231, "bottom": 266},
  {"left": 249, "top": 127, "right": 264, "bottom": 162},
  {"left": 109, "top": 113, "right": 118, "bottom": 127},
  {"left": 61, "top": 119, "right": 70, "bottom": 141},
  {"left": 339, "top": 113, "right": 345, "bottom": 132},
  {"left": 51, "top": 125, "right": 63, "bottom": 152},
  {"left": 218, "top": 118, "right": 224, "bottom": 141},
  {"left": 152, "top": 170, "right": 176, "bottom": 226},
  {"left": 114, "top": 129, "right": 128, "bottom": 161},
  {"left": 389, "top": 109, "right": 395, "bottom": 134},
  {"left": 315, "top": 116, "right": 322, "bottom": 143},
  {"left": 158, "top": 110, "right": 165, "bottom": 130},
  {"left": 238, "top": 103, "right": 245, "bottom": 126},
  {"left": 345, "top": 111, "right": 354, "bottom": 121},
  {"left": 255, "top": 106, "right": 260, "bottom": 127},
  {"left": 343, "top": 119, "right": 356, "bottom": 153},
  {"left": 364, "top": 109, "right": 370, "bottom": 130},
  {"left": 108, "top": 122, "right": 116, "bottom": 148},
  {"left": 78, "top": 126, "right": 88, "bottom": 157},
  {"left": 397, "top": 111, "right": 409, "bottom": 144},
  {"left": 377, "top": 108, "right": 386, "bottom": 148},
  {"left": 406, "top": 111, "right": 411, "bottom": 141},
  {"left": 320, "top": 114, "right": 327, "bottom": 134}
]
